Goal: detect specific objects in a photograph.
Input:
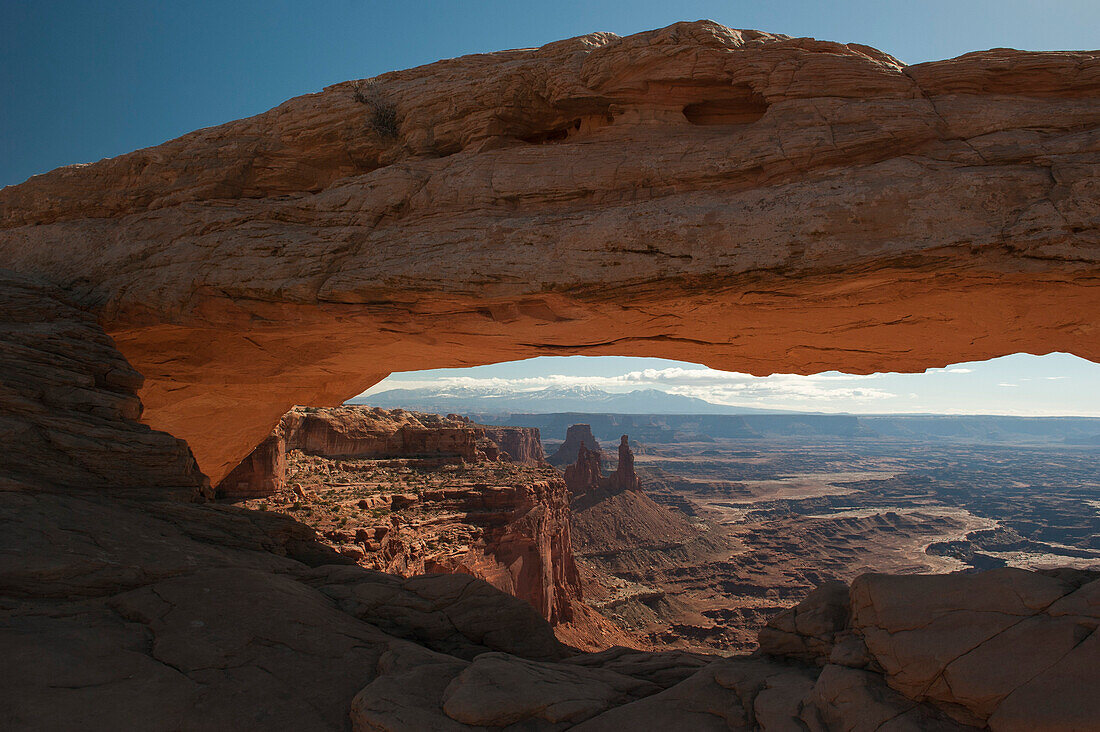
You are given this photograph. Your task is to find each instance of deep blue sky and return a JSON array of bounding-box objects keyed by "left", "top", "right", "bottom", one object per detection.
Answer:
[{"left": 3, "top": 0, "right": 1099, "bottom": 187}]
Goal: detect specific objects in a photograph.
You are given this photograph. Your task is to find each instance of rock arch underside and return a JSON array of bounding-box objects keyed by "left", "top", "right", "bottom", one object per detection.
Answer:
[
  {"left": 1, "top": 21, "right": 1099, "bottom": 731},
  {"left": 2, "top": 21, "right": 1098, "bottom": 485}
]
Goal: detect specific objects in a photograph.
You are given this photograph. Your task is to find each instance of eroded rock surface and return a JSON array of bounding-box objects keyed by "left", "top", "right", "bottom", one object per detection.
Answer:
[
  {"left": 848, "top": 568, "right": 1100, "bottom": 728},
  {"left": 1, "top": 21, "right": 1095, "bottom": 484},
  {"left": 550, "top": 424, "right": 602, "bottom": 466},
  {"left": 281, "top": 407, "right": 545, "bottom": 467},
  {"left": 2, "top": 21, "right": 1099, "bottom": 731},
  {"left": 215, "top": 406, "right": 589, "bottom": 631},
  {"left": 253, "top": 449, "right": 584, "bottom": 627},
  {"left": 217, "top": 406, "right": 545, "bottom": 498},
  {"left": 0, "top": 270, "right": 207, "bottom": 498},
  {"left": 563, "top": 431, "right": 643, "bottom": 498},
  {"left": 564, "top": 442, "right": 606, "bottom": 497}
]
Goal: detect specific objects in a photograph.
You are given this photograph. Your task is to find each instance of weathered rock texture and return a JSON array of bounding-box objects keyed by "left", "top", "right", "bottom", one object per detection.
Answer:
[
  {"left": 1, "top": 21, "right": 1096, "bottom": 484},
  {"left": 0, "top": 271, "right": 575, "bottom": 729},
  {"left": 214, "top": 405, "right": 541, "bottom": 497},
  {"left": 219, "top": 407, "right": 583, "bottom": 626},
  {"left": 481, "top": 425, "right": 548, "bottom": 467},
  {"left": 565, "top": 442, "right": 606, "bottom": 497},
  {"left": 564, "top": 433, "right": 642, "bottom": 498},
  {"left": 0, "top": 270, "right": 207, "bottom": 498},
  {"left": 550, "top": 424, "right": 602, "bottom": 466},
  {"left": 608, "top": 436, "right": 641, "bottom": 493},
  {"left": 217, "top": 433, "right": 285, "bottom": 498},
  {"left": 282, "top": 407, "right": 545, "bottom": 466},
  {"left": 756, "top": 568, "right": 1100, "bottom": 730},
  {"left": 217, "top": 406, "right": 545, "bottom": 498},
  {"left": 347, "top": 567, "right": 1100, "bottom": 730},
  {"left": 275, "top": 454, "right": 582, "bottom": 626}
]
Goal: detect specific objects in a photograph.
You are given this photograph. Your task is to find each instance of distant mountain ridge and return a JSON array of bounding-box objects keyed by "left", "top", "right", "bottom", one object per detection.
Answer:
[
  {"left": 480, "top": 412, "right": 1100, "bottom": 447},
  {"left": 350, "top": 385, "right": 796, "bottom": 415}
]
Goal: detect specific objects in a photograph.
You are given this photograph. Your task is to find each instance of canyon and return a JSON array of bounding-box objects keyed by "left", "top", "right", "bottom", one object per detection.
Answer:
[
  {"left": 1, "top": 18, "right": 1098, "bottom": 732},
  {"left": 503, "top": 412, "right": 1100, "bottom": 653},
  {"left": 217, "top": 404, "right": 1100, "bottom": 666},
  {"left": 217, "top": 406, "right": 630, "bottom": 648}
]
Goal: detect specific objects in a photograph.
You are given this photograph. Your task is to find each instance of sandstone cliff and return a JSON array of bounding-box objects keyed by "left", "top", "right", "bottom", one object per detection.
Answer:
[
  {"left": 481, "top": 425, "right": 546, "bottom": 465},
  {"left": 1, "top": 21, "right": 1095, "bottom": 484},
  {"left": 216, "top": 406, "right": 545, "bottom": 499},
  {"left": 216, "top": 407, "right": 585, "bottom": 631},
  {"left": 0, "top": 270, "right": 208, "bottom": 498},
  {"left": 216, "top": 433, "right": 285, "bottom": 498},
  {"left": 282, "top": 407, "right": 545, "bottom": 465},
  {"left": 564, "top": 442, "right": 606, "bottom": 497},
  {"left": 268, "top": 449, "right": 583, "bottom": 626},
  {"left": 550, "top": 424, "right": 602, "bottom": 466},
  {"left": 561, "top": 429, "right": 718, "bottom": 651},
  {"left": 3, "top": 20, "right": 1099, "bottom": 730}
]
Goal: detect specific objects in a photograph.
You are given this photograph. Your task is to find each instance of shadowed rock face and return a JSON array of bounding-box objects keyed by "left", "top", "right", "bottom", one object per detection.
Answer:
[
  {"left": 565, "top": 442, "right": 606, "bottom": 497},
  {"left": 0, "top": 270, "right": 208, "bottom": 498},
  {"left": 1, "top": 21, "right": 1096, "bottom": 483},
  {"left": 217, "top": 433, "right": 285, "bottom": 498}
]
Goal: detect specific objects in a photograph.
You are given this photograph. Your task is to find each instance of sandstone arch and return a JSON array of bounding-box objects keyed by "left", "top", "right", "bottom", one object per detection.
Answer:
[{"left": 1, "top": 21, "right": 1097, "bottom": 484}]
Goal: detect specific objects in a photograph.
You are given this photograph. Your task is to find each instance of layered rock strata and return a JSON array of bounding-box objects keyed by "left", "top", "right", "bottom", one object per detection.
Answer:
[
  {"left": 282, "top": 407, "right": 545, "bottom": 466},
  {"left": 1, "top": 21, "right": 1095, "bottom": 484},
  {"left": 564, "top": 432, "right": 643, "bottom": 498},
  {"left": 216, "top": 406, "right": 544, "bottom": 498},
  {"left": 0, "top": 270, "right": 207, "bottom": 498},
  {"left": 256, "top": 449, "right": 583, "bottom": 626},
  {"left": 0, "top": 272, "right": 572, "bottom": 728},
  {"left": 550, "top": 424, "right": 603, "bottom": 466},
  {"left": 217, "top": 407, "right": 587, "bottom": 630}
]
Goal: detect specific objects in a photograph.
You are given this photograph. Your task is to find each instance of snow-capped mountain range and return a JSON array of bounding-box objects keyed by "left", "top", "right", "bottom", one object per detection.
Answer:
[{"left": 347, "top": 385, "right": 795, "bottom": 415}]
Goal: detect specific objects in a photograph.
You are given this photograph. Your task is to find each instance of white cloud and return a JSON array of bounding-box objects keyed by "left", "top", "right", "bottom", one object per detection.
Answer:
[
  {"left": 364, "top": 365, "right": 902, "bottom": 409},
  {"left": 356, "top": 353, "right": 1100, "bottom": 417}
]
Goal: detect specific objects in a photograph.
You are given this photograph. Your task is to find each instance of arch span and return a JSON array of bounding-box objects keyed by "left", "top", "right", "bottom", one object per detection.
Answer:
[{"left": 1, "top": 21, "right": 1097, "bottom": 483}]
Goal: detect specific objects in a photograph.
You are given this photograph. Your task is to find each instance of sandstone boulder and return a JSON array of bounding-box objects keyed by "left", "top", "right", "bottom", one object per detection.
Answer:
[
  {"left": 764, "top": 567, "right": 1100, "bottom": 728},
  {"left": 758, "top": 580, "right": 850, "bottom": 664}
]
